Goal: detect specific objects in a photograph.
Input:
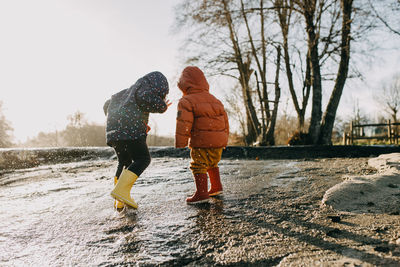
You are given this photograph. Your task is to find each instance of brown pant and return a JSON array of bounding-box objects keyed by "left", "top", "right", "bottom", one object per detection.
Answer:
[{"left": 190, "top": 148, "right": 223, "bottom": 174}]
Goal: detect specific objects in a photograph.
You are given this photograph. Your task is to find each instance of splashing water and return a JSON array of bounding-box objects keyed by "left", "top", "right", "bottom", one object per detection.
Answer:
[{"left": 0, "top": 158, "right": 298, "bottom": 266}]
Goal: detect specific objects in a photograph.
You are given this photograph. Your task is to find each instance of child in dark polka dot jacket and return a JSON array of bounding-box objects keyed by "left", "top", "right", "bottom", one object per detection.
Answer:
[{"left": 104, "top": 71, "right": 171, "bottom": 210}]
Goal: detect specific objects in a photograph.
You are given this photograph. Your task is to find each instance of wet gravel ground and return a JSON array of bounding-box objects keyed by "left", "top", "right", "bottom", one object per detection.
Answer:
[{"left": 1, "top": 157, "right": 400, "bottom": 266}]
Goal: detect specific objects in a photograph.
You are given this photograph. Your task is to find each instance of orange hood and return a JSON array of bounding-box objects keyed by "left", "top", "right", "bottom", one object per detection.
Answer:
[{"left": 177, "top": 66, "right": 209, "bottom": 95}]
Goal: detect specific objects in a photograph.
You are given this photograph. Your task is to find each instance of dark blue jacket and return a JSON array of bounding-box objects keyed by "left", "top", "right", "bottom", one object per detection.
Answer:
[{"left": 104, "top": 71, "right": 169, "bottom": 145}]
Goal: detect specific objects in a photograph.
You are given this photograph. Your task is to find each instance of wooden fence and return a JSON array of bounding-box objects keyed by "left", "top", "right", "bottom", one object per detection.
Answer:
[{"left": 343, "top": 120, "right": 400, "bottom": 145}]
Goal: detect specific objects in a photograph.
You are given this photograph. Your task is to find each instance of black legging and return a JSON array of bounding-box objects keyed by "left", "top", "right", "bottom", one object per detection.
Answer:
[{"left": 111, "top": 138, "right": 151, "bottom": 178}]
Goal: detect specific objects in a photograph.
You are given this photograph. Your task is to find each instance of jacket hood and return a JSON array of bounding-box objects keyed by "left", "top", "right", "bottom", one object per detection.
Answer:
[
  {"left": 141, "top": 71, "right": 169, "bottom": 99},
  {"left": 120, "top": 71, "right": 169, "bottom": 107},
  {"left": 177, "top": 66, "right": 209, "bottom": 95}
]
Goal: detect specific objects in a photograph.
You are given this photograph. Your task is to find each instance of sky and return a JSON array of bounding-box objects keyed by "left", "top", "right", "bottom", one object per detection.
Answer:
[
  {"left": 0, "top": 0, "right": 399, "bottom": 143},
  {"left": 0, "top": 0, "right": 184, "bottom": 142}
]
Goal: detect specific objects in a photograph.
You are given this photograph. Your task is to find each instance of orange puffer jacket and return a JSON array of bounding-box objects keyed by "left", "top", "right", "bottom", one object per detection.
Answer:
[{"left": 175, "top": 66, "right": 229, "bottom": 148}]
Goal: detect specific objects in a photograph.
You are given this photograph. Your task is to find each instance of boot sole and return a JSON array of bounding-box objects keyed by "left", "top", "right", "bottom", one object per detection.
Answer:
[
  {"left": 186, "top": 198, "right": 210, "bottom": 205},
  {"left": 209, "top": 191, "right": 223, "bottom": 196},
  {"left": 114, "top": 200, "right": 125, "bottom": 210},
  {"left": 111, "top": 192, "right": 138, "bottom": 209}
]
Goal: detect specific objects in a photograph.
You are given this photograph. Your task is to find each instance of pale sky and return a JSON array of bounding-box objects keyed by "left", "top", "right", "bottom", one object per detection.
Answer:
[
  {"left": 0, "top": 0, "right": 399, "bottom": 143},
  {"left": 0, "top": 0, "right": 184, "bottom": 142}
]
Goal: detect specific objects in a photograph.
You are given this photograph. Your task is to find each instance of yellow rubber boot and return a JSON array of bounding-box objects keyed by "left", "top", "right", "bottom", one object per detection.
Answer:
[
  {"left": 113, "top": 176, "right": 125, "bottom": 210},
  {"left": 110, "top": 169, "right": 138, "bottom": 209}
]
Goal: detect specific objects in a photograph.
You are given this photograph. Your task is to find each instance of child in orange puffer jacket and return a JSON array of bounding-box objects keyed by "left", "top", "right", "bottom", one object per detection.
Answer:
[{"left": 175, "top": 66, "right": 229, "bottom": 204}]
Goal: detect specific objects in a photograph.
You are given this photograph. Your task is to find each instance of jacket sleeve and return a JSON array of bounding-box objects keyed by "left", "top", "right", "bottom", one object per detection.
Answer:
[
  {"left": 175, "top": 98, "right": 193, "bottom": 148},
  {"left": 135, "top": 86, "right": 168, "bottom": 113},
  {"left": 223, "top": 109, "right": 229, "bottom": 136}
]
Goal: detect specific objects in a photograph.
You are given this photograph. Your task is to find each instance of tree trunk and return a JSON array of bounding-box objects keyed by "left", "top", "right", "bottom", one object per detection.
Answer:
[
  {"left": 242, "top": 61, "right": 260, "bottom": 144},
  {"left": 265, "top": 46, "right": 282, "bottom": 145},
  {"left": 278, "top": 1, "right": 301, "bottom": 129},
  {"left": 277, "top": 0, "right": 311, "bottom": 133},
  {"left": 300, "top": 54, "right": 312, "bottom": 132},
  {"left": 304, "top": 2, "right": 323, "bottom": 144},
  {"left": 319, "top": 0, "right": 353, "bottom": 144},
  {"left": 222, "top": 0, "right": 260, "bottom": 144},
  {"left": 241, "top": 0, "right": 271, "bottom": 145}
]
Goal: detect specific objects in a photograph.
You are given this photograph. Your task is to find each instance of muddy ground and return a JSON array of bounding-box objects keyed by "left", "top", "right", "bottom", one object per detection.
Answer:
[{"left": 1, "top": 155, "right": 399, "bottom": 266}]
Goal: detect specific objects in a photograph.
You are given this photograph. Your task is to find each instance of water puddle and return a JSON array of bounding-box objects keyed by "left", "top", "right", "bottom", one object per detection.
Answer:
[{"left": 0, "top": 158, "right": 306, "bottom": 265}]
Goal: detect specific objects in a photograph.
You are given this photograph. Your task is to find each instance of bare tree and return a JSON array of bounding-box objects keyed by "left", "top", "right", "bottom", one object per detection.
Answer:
[
  {"left": 64, "top": 111, "right": 86, "bottom": 146},
  {"left": 67, "top": 110, "right": 86, "bottom": 128},
  {"left": 175, "top": 0, "right": 397, "bottom": 145},
  {"left": 174, "top": 0, "right": 281, "bottom": 145},
  {"left": 25, "top": 131, "right": 60, "bottom": 147},
  {"left": 240, "top": 0, "right": 281, "bottom": 145},
  {"left": 368, "top": 0, "right": 400, "bottom": 36},
  {"left": 225, "top": 85, "right": 247, "bottom": 140},
  {"left": 270, "top": 0, "right": 349, "bottom": 144},
  {"left": 318, "top": 0, "right": 353, "bottom": 144},
  {"left": 221, "top": 0, "right": 262, "bottom": 144},
  {"left": 274, "top": 0, "right": 311, "bottom": 132},
  {"left": 273, "top": 0, "right": 397, "bottom": 144},
  {"left": 277, "top": 0, "right": 353, "bottom": 144},
  {"left": 292, "top": 0, "right": 324, "bottom": 143},
  {"left": 376, "top": 74, "right": 400, "bottom": 123},
  {"left": 0, "top": 101, "right": 13, "bottom": 147},
  {"left": 264, "top": 46, "right": 282, "bottom": 145}
]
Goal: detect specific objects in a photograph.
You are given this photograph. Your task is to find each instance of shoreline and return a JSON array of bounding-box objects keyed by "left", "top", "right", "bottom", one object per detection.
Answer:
[{"left": 2, "top": 145, "right": 400, "bottom": 171}]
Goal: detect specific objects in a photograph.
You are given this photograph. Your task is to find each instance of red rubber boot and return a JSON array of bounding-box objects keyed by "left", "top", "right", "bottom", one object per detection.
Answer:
[
  {"left": 208, "top": 167, "right": 223, "bottom": 196},
  {"left": 186, "top": 173, "right": 210, "bottom": 204}
]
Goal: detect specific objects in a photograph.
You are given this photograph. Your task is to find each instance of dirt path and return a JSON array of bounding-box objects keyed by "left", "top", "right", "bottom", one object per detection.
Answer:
[{"left": 0, "top": 156, "right": 399, "bottom": 266}]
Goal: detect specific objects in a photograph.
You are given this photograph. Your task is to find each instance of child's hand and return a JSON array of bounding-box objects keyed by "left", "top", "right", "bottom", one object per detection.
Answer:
[{"left": 165, "top": 99, "right": 172, "bottom": 109}]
